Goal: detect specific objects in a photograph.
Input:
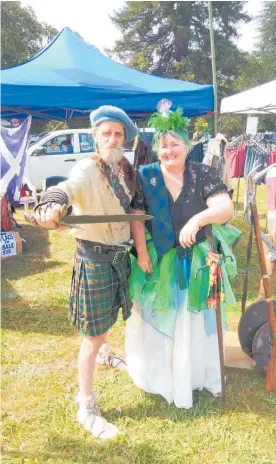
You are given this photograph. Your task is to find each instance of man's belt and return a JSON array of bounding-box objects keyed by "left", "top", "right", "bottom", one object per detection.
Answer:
[{"left": 76, "top": 245, "right": 129, "bottom": 265}]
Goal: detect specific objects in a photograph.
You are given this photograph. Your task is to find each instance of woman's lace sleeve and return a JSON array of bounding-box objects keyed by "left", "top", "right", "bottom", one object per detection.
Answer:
[
  {"left": 201, "top": 164, "right": 228, "bottom": 201},
  {"left": 130, "top": 172, "right": 146, "bottom": 210}
]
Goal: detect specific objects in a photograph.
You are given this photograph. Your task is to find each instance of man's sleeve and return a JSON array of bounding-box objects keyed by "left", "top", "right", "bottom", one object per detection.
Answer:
[
  {"left": 35, "top": 162, "right": 92, "bottom": 209},
  {"left": 130, "top": 171, "right": 146, "bottom": 210}
]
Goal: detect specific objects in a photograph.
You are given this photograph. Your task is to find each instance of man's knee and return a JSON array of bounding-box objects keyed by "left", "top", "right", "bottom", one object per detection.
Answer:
[{"left": 81, "top": 332, "right": 108, "bottom": 353}]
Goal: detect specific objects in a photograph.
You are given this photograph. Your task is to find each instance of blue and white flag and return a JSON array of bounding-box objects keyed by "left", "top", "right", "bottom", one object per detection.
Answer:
[{"left": 0, "top": 116, "right": 32, "bottom": 204}]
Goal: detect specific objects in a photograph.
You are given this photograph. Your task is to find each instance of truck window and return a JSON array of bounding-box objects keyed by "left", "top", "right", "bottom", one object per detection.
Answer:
[
  {"left": 79, "top": 133, "right": 94, "bottom": 153},
  {"left": 42, "top": 135, "right": 74, "bottom": 155}
]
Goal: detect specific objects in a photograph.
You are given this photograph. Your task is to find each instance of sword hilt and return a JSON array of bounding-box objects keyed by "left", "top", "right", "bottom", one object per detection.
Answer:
[{"left": 24, "top": 204, "right": 68, "bottom": 228}]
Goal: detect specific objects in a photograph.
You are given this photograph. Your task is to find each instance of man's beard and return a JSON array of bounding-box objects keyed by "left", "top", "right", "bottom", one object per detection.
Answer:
[{"left": 98, "top": 144, "right": 124, "bottom": 165}]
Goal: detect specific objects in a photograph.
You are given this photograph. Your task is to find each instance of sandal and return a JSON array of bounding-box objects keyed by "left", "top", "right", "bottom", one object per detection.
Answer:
[{"left": 106, "top": 355, "right": 127, "bottom": 370}]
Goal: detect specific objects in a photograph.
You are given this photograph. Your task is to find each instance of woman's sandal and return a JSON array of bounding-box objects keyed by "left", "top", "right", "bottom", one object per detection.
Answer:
[{"left": 106, "top": 355, "right": 127, "bottom": 370}]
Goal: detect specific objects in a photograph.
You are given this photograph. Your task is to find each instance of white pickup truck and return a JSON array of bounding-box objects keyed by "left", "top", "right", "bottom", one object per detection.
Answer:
[{"left": 24, "top": 128, "right": 140, "bottom": 190}]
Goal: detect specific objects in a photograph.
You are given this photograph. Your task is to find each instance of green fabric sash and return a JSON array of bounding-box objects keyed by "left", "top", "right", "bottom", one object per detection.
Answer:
[{"left": 129, "top": 224, "right": 241, "bottom": 314}]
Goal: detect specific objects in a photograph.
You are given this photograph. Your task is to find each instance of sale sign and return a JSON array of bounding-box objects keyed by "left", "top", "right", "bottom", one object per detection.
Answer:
[{"left": 1, "top": 231, "right": 17, "bottom": 258}]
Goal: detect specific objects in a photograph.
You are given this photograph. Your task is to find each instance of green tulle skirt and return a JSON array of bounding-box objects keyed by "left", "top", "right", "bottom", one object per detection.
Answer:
[{"left": 129, "top": 224, "right": 241, "bottom": 317}]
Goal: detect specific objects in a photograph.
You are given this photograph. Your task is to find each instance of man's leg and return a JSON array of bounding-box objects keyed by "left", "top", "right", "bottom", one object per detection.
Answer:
[
  {"left": 77, "top": 332, "right": 120, "bottom": 440},
  {"left": 78, "top": 332, "right": 106, "bottom": 396}
]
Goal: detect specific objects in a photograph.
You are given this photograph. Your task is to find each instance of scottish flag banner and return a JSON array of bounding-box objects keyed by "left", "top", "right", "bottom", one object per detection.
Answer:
[{"left": 0, "top": 116, "right": 32, "bottom": 204}]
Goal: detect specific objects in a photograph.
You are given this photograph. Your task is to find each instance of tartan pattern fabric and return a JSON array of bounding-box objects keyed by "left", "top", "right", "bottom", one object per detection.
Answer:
[
  {"left": 99, "top": 159, "right": 131, "bottom": 213},
  {"left": 69, "top": 249, "right": 132, "bottom": 336},
  {"left": 139, "top": 162, "right": 175, "bottom": 257},
  {"left": 206, "top": 252, "right": 225, "bottom": 309}
]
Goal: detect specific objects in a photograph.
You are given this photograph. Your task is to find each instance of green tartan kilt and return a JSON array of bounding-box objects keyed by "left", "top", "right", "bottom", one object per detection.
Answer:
[{"left": 69, "top": 252, "right": 132, "bottom": 337}]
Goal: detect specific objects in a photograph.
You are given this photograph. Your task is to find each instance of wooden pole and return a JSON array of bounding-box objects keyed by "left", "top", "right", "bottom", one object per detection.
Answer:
[
  {"left": 206, "top": 228, "right": 226, "bottom": 402},
  {"left": 208, "top": 1, "right": 218, "bottom": 136},
  {"left": 250, "top": 203, "right": 276, "bottom": 391}
]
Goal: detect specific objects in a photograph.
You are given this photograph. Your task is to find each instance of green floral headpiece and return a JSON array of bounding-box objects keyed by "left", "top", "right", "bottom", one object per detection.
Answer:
[{"left": 148, "top": 99, "right": 190, "bottom": 148}]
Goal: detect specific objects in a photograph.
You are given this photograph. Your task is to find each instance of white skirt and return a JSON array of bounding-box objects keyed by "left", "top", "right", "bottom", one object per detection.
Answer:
[{"left": 125, "top": 290, "right": 224, "bottom": 409}]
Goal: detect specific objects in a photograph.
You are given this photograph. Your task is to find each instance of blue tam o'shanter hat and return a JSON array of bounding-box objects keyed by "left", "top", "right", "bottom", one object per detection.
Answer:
[{"left": 90, "top": 105, "right": 138, "bottom": 142}]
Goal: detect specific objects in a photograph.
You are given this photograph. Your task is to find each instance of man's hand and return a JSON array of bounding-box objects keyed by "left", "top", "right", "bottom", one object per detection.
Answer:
[
  {"left": 179, "top": 216, "right": 201, "bottom": 248},
  {"left": 137, "top": 250, "right": 153, "bottom": 274},
  {"left": 35, "top": 203, "right": 65, "bottom": 229}
]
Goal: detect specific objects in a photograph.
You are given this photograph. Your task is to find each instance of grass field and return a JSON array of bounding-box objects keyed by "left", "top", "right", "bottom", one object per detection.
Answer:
[{"left": 2, "top": 179, "right": 276, "bottom": 464}]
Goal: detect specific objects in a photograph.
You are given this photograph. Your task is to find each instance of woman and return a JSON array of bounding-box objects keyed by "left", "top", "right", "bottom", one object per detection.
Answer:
[{"left": 125, "top": 100, "right": 239, "bottom": 409}]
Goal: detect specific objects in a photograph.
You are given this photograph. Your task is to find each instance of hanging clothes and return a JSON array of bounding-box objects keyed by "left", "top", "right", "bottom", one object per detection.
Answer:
[
  {"left": 266, "top": 166, "right": 276, "bottom": 212},
  {"left": 203, "top": 134, "right": 233, "bottom": 194},
  {"left": 226, "top": 143, "right": 246, "bottom": 178},
  {"left": 133, "top": 137, "right": 152, "bottom": 169},
  {"left": 189, "top": 142, "right": 204, "bottom": 163},
  {"left": 1, "top": 192, "right": 12, "bottom": 232},
  {"left": 244, "top": 145, "right": 269, "bottom": 182},
  {"left": 269, "top": 152, "right": 276, "bottom": 165}
]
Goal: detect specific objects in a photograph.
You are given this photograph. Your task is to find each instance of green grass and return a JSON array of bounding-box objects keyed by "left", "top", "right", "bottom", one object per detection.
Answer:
[{"left": 2, "top": 181, "right": 276, "bottom": 464}]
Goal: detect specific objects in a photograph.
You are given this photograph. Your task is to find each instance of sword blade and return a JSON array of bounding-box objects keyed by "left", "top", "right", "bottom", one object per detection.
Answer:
[{"left": 62, "top": 214, "right": 153, "bottom": 225}]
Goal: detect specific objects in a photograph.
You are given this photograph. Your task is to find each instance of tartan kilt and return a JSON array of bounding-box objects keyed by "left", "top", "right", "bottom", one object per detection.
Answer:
[{"left": 69, "top": 252, "right": 132, "bottom": 336}]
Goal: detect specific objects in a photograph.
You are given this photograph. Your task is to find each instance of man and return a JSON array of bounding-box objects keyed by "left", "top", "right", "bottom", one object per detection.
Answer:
[
  {"left": 34, "top": 106, "right": 138, "bottom": 439},
  {"left": 61, "top": 138, "right": 74, "bottom": 154}
]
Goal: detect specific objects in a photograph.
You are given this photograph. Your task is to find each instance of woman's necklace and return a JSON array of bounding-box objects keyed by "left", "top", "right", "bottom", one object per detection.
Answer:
[{"left": 162, "top": 168, "right": 184, "bottom": 189}]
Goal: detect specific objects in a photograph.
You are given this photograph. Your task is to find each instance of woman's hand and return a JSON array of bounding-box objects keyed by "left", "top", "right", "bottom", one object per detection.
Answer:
[
  {"left": 179, "top": 216, "right": 201, "bottom": 248},
  {"left": 137, "top": 250, "right": 153, "bottom": 274}
]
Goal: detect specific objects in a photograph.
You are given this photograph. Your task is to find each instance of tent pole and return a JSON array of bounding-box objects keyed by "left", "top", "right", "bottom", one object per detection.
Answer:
[{"left": 208, "top": 1, "right": 218, "bottom": 136}]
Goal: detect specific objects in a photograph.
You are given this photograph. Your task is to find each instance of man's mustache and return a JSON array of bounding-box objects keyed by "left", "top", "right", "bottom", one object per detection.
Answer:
[{"left": 97, "top": 144, "right": 124, "bottom": 164}]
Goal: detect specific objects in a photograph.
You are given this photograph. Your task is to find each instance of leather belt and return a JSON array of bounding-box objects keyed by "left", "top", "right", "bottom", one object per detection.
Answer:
[{"left": 76, "top": 245, "right": 129, "bottom": 265}]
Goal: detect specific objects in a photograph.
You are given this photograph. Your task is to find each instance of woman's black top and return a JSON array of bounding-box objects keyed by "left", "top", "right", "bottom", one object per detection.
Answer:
[{"left": 131, "top": 160, "right": 229, "bottom": 246}]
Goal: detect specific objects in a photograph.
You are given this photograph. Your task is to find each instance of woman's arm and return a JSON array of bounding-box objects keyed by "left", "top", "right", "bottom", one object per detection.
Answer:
[
  {"left": 179, "top": 193, "right": 234, "bottom": 248},
  {"left": 197, "top": 193, "right": 234, "bottom": 228},
  {"left": 130, "top": 209, "right": 153, "bottom": 273}
]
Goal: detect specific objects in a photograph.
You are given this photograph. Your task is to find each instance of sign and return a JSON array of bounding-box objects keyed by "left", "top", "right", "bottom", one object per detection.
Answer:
[
  {"left": 246, "top": 116, "right": 258, "bottom": 135},
  {"left": 1, "top": 231, "right": 16, "bottom": 258}
]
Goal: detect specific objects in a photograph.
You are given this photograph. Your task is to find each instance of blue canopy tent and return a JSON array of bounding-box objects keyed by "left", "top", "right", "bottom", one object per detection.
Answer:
[{"left": 1, "top": 28, "right": 214, "bottom": 121}]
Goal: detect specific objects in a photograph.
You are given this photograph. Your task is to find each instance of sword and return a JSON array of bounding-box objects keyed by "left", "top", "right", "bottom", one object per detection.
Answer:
[{"left": 24, "top": 211, "right": 153, "bottom": 229}]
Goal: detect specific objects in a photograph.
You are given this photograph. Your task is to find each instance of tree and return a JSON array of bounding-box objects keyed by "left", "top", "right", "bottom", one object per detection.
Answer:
[
  {"left": 109, "top": 1, "right": 250, "bottom": 98},
  {"left": 226, "top": 2, "right": 276, "bottom": 132},
  {"left": 234, "top": 52, "right": 276, "bottom": 92},
  {"left": 1, "top": 1, "right": 58, "bottom": 68},
  {"left": 257, "top": 1, "right": 276, "bottom": 60}
]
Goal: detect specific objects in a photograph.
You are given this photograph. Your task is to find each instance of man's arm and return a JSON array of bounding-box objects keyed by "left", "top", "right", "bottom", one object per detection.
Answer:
[{"left": 35, "top": 162, "right": 91, "bottom": 229}]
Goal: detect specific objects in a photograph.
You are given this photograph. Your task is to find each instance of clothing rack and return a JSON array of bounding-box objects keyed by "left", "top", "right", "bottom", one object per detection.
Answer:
[
  {"left": 226, "top": 134, "right": 270, "bottom": 214},
  {"left": 226, "top": 135, "right": 245, "bottom": 213}
]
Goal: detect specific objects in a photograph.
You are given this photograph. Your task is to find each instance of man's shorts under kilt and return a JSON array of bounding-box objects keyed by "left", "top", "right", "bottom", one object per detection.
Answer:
[{"left": 69, "top": 247, "right": 132, "bottom": 337}]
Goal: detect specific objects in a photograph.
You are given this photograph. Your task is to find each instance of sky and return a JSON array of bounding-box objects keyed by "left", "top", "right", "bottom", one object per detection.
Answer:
[{"left": 21, "top": 0, "right": 264, "bottom": 53}]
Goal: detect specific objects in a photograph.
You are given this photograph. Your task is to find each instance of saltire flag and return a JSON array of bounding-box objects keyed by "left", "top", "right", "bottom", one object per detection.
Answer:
[{"left": 0, "top": 116, "right": 32, "bottom": 205}]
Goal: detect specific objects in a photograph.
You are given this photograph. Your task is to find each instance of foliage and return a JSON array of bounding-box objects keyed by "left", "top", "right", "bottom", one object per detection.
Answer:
[
  {"left": 67, "top": 118, "right": 91, "bottom": 129},
  {"left": 218, "top": 114, "right": 246, "bottom": 139},
  {"left": 109, "top": 1, "right": 250, "bottom": 99},
  {"left": 193, "top": 116, "right": 209, "bottom": 138},
  {"left": 234, "top": 52, "right": 276, "bottom": 92},
  {"left": 256, "top": 1, "right": 276, "bottom": 60},
  {"left": 1, "top": 1, "right": 58, "bottom": 68},
  {"left": 46, "top": 121, "right": 68, "bottom": 132}
]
